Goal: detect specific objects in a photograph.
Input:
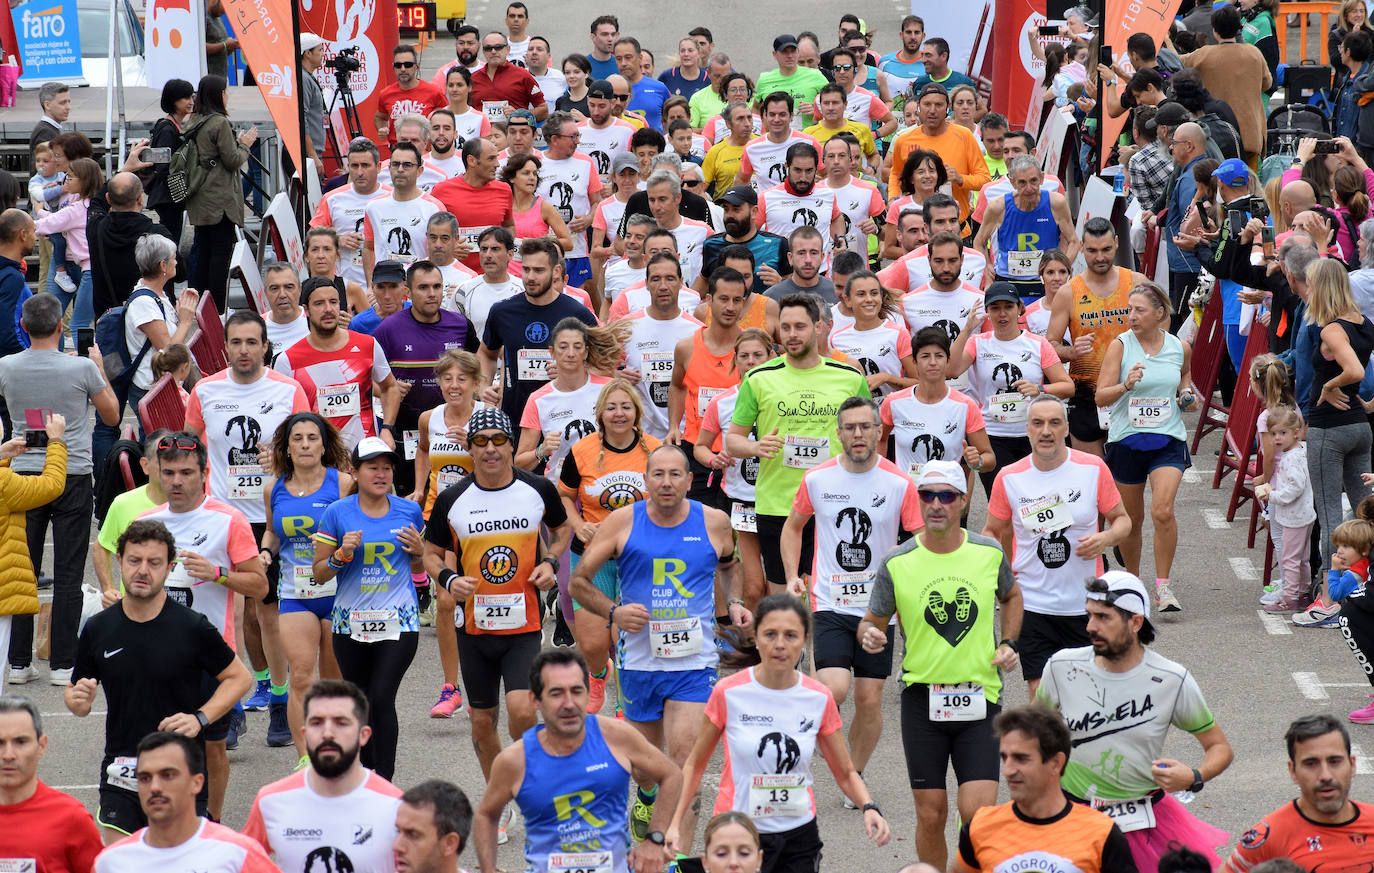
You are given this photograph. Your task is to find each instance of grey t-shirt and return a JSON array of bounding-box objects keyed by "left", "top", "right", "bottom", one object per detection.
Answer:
[
  {"left": 0, "top": 349, "right": 106, "bottom": 474},
  {"left": 766, "top": 276, "right": 837, "bottom": 307},
  {"left": 303, "top": 74, "right": 326, "bottom": 161}
]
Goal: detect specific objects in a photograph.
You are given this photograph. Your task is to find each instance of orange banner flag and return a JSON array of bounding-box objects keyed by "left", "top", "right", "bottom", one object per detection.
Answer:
[
  {"left": 220, "top": 0, "right": 303, "bottom": 173},
  {"left": 1099, "top": 0, "right": 1181, "bottom": 166}
]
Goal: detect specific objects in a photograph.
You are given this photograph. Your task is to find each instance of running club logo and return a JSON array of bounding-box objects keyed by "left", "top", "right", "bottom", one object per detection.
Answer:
[
  {"left": 225, "top": 415, "right": 262, "bottom": 465},
  {"left": 1037, "top": 528, "right": 1070, "bottom": 569},
  {"left": 992, "top": 362, "right": 1023, "bottom": 393},
  {"left": 598, "top": 474, "right": 644, "bottom": 511},
  {"left": 791, "top": 207, "right": 819, "bottom": 228},
  {"left": 479, "top": 545, "right": 518, "bottom": 584},
  {"left": 756, "top": 732, "right": 801, "bottom": 772},
  {"left": 525, "top": 321, "right": 550, "bottom": 344},
  {"left": 590, "top": 150, "right": 611, "bottom": 177},
  {"left": 302, "top": 846, "right": 355, "bottom": 873},
  {"left": 387, "top": 227, "right": 414, "bottom": 258},
  {"left": 835, "top": 506, "right": 873, "bottom": 571},
  {"left": 550, "top": 182, "right": 575, "bottom": 222},
  {"left": 989, "top": 850, "right": 1089, "bottom": 873},
  {"left": 933, "top": 319, "right": 960, "bottom": 344},
  {"left": 910, "top": 433, "right": 944, "bottom": 463},
  {"left": 564, "top": 419, "right": 596, "bottom": 442},
  {"left": 925, "top": 586, "right": 977, "bottom": 646}
]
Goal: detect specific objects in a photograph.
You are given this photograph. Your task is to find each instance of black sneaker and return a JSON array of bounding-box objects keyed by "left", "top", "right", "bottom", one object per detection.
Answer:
[{"left": 266, "top": 701, "right": 292, "bottom": 747}]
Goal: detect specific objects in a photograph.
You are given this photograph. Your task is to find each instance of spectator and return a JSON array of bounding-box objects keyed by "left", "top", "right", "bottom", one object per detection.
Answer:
[
  {"left": 0, "top": 293, "right": 117, "bottom": 687},
  {"left": 298, "top": 34, "right": 328, "bottom": 178},
  {"left": 184, "top": 74, "right": 258, "bottom": 315},
  {"left": 90, "top": 173, "right": 177, "bottom": 318},
  {"left": 689, "top": 53, "right": 735, "bottom": 128},
  {"left": 1333, "top": 0, "right": 1374, "bottom": 72},
  {"left": 556, "top": 53, "right": 592, "bottom": 116},
  {"left": 1181, "top": 5, "right": 1273, "bottom": 164},
  {"left": 1332, "top": 163, "right": 1374, "bottom": 263},
  {"left": 1150, "top": 122, "right": 1208, "bottom": 325},
  {"left": 1126, "top": 106, "right": 1172, "bottom": 214},
  {"left": 1170, "top": 71, "right": 1244, "bottom": 161},
  {"left": 1353, "top": 218, "right": 1374, "bottom": 316},
  {"left": 910, "top": 37, "right": 976, "bottom": 91},
  {"left": 0, "top": 209, "right": 35, "bottom": 438},
  {"left": 1239, "top": 0, "right": 1281, "bottom": 87},
  {"left": 28, "top": 82, "right": 68, "bottom": 155},
  {"left": 203, "top": 0, "right": 237, "bottom": 79},
  {"left": 1180, "top": 0, "right": 1217, "bottom": 44},
  {"left": 33, "top": 157, "right": 101, "bottom": 350},
  {"left": 143, "top": 79, "right": 194, "bottom": 251}
]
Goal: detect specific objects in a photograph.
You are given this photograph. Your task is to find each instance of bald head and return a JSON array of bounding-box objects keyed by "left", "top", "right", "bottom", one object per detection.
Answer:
[
  {"left": 0, "top": 208, "right": 35, "bottom": 251},
  {"left": 1169, "top": 122, "right": 1206, "bottom": 166},
  {"left": 1280, "top": 180, "right": 1318, "bottom": 221},
  {"left": 107, "top": 172, "right": 144, "bottom": 210}
]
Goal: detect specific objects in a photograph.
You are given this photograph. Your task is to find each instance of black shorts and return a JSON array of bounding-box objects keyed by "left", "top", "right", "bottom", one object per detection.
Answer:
[
  {"left": 759, "top": 818, "right": 822, "bottom": 873},
  {"left": 249, "top": 522, "right": 279, "bottom": 605},
  {"left": 1103, "top": 437, "right": 1191, "bottom": 485},
  {"left": 1068, "top": 381, "right": 1107, "bottom": 444},
  {"left": 756, "top": 513, "right": 813, "bottom": 587},
  {"left": 455, "top": 627, "right": 542, "bottom": 710},
  {"left": 813, "top": 610, "right": 894, "bottom": 679},
  {"left": 899, "top": 683, "right": 1001, "bottom": 789},
  {"left": 200, "top": 673, "right": 231, "bottom": 741},
  {"left": 98, "top": 778, "right": 208, "bottom": 835},
  {"left": 683, "top": 439, "right": 728, "bottom": 512},
  {"left": 1019, "top": 610, "right": 1090, "bottom": 680}
]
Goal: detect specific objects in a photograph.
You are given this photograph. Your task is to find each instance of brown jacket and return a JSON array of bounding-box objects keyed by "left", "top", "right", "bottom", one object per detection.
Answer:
[
  {"left": 1182, "top": 42, "right": 1273, "bottom": 156},
  {"left": 0, "top": 441, "right": 67, "bottom": 616}
]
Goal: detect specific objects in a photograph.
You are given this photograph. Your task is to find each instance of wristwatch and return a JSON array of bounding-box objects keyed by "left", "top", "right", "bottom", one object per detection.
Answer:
[
  {"left": 194, "top": 710, "right": 209, "bottom": 731},
  {"left": 1189, "top": 767, "right": 1205, "bottom": 793},
  {"left": 214, "top": 566, "right": 229, "bottom": 584},
  {"left": 862, "top": 802, "right": 883, "bottom": 817},
  {"left": 539, "top": 556, "right": 559, "bottom": 572},
  {"left": 646, "top": 831, "right": 666, "bottom": 846},
  {"left": 999, "top": 638, "right": 1019, "bottom": 653}
]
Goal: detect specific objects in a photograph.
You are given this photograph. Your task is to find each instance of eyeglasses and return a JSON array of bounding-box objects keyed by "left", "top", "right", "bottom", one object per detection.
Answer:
[
  {"left": 552, "top": 132, "right": 581, "bottom": 141},
  {"left": 390, "top": 161, "right": 417, "bottom": 170},
  {"left": 158, "top": 434, "right": 200, "bottom": 451},
  {"left": 918, "top": 489, "right": 961, "bottom": 504},
  {"left": 613, "top": 93, "right": 631, "bottom": 100},
  {"left": 839, "top": 422, "right": 876, "bottom": 433},
  {"left": 832, "top": 64, "right": 855, "bottom": 71},
  {"left": 483, "top": 43, "right": 508, "bottom": 52},
  {"left": 683, "top": 179, "right": 704, "bottom": 188},
  {"left": 393, "top": 61, "right": 416, "bottom": 69},
  {"left": 469, "top": 433, "right": 511, "bottom": 447}
]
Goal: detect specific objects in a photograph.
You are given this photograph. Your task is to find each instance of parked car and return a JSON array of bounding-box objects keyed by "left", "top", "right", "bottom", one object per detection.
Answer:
[{"left": 78, "top": 0, "right": 147, "bottom": 87}]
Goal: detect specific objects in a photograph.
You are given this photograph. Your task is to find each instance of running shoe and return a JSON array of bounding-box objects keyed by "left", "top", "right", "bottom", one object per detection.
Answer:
[
  {"left": 267, "top": 702, "right": 293, "bottom": 747},
  {"left": 1155, "top": 581, "right": 1182, "bottom": 613},
  {"left": 6, "top": 665, "right": 37, "bottom": 685},
  {"left": 430, "top": 684, "right": 462, "bottom": 718},
  {"left": 54, "top": 269, "right": 76, "bottom": 294},
  {"left": 1264, "top": 599, "right": 1304, "bottom": 613},
  {"left": 226, "top": 704, "right": 243, "bottom": 751},
  {"left": 630, "top": 797, "right": 654, "bottom": 842},
  {"left": 842, "top": 796, "right": 858, "bottom": 809},
  {"left": 1260, "top": 587, "right": 1282, "bottom": 606},
  {"left": 1293, "top": 602, "right": 1341, "bottom": 628},
  {"left": 1350, "top": 694, "right": 1374, "bottom": 724},
  {"left": 497, "top": 804, "right": 513, "bottom": 845},
  {"left": 589, "top": 672, "right": 607, "bottom": 714},
  {"left": 244, "top": 678, "right": 271, "bottom": 711},
  {"left": 49, "top": 667, "right": 72, "bottom": 686},
  {"left": 418, "top": 586, "right": 434, "bottom": 626}
]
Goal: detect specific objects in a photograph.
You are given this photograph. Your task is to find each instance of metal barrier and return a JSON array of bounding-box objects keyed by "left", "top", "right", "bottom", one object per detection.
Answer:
[{"left": 1275, "top": 1, "right": 1344, "bottom": 67}]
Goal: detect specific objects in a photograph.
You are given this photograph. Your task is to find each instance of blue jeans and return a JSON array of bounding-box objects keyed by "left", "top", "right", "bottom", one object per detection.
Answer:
[{"left": 45, "top": 269, "right": 92, "bottom": 351}]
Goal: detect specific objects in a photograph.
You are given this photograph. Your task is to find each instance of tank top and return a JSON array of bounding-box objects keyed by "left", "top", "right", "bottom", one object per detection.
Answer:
[
  {"left": 994, "top": 191, "right": 1059, "bottom": 284},
  {"left": 1309, "top": 316, "right": 1374, "bottom": 428},
  {"left": 422, "top": 400, "right": 482, "bottom": 519},
  {"left": 703, "top": 293, "right": 769, "bottom": 332},
  {"left": 1066, "top": 269, "right": 1135, "bottom": 385},
  {"left": 516, "top": 717, "right": 630, "bottom": 873},
  {"left": 682, "top": 329, "right": 740, "bottom": 445},
  {"left": 558, "top": 431, "right": 662, "bottom": 554},
  {"left": 1106, "top": 330, "right": 1188, "bottom": 444},
  {"left": 272, "top": 468, "right": 341, "bottom": 602},
  {"left": 617, "top": 500, "right": 719, "bottom": 673}
]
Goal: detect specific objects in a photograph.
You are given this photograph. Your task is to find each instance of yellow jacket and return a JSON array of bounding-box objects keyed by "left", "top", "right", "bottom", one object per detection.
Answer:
[{"left": 0, "top": 440, "right": 67, "bottom": 617}]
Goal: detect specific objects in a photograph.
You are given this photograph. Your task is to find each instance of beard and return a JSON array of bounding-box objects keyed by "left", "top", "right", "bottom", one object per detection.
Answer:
[
  {"left": 790, "top": 177, "right": 815, "bottom": 195},
  {"left": 723, "top": 216, "right": 751, "bottom": 237},
  {"left": 308, "top": 739, "right": 361, "bottom": 778},
  {"left": 458, "top": 49, "right": 478, "bottom": 66}
]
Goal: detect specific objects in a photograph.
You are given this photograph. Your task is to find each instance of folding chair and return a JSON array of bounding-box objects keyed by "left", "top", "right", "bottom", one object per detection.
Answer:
[
  {"left": 1190, "top": 293, "right": 1229, "bottom": 453},
  {"left": 1213, "top": 329, "right": 1269, "bottom": 534},
  {"left": 137, "top": 374, "right": 187, "bottom": 434}
]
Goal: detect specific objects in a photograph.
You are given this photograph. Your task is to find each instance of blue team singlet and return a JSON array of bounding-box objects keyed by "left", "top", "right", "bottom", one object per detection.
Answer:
[
  {"left": 616, "top": 500, "right": 719, "bottom": 673},
  {"left": 272, "top": 468, "right": 341, "bottom": 611},
  {"left": 516, "top": 716, "right": 631, "bottom": 873},
  {"left": 995, "top": 190, "right": 1059, "bottom": 289}
]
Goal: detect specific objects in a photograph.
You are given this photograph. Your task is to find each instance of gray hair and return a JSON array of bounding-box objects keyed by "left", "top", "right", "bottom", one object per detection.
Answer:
[
  {"left": 1028, "top": 393, "right": 1070, "bottom": 420},
  {"left": 348, "top": 138, "right": 381, "bottom": 164},
  {"left": 135, "top": 233, "right": 178, "bottom": 277},
  {"left": 1007, "top": 154, "right": 1041, "bottom": 177},
  {"left": 709, "top": 52, "right": 731, "bottom": 67},
  {"left": 428, "top": 211, "right": 459, "bottom": 235},
  {"left": 1065, "top": 5, "right": 1094, "bottom": 25},
  {"left": 544, "top": 110, "right": 577, "bottom": 137},
  {"left": 1282, "top": 242, "right": 1319, "bottom": 280},
  {"left": 646, "top": 168, "right": 682, "bottom": 196},
  {"left": 20, "top": 291, "right": 62, "bottom": 338},
  {"left": 0, "top": 695, "right": 42, "bottom": 737},
  {"left": 38, "top": 82, "right": 67, "bottom": 112},
  {"left": 625, "top": 213, "right": 658, "bottom": 235},
  {"left": 1360, "top": 218, "right": 1374, "bottom": 270},
  {"left": 838, "top": 395, "right": 881, "bottom": 426},
  {"left": 725, "top": 101, "right": 752, "bottom": 123},
  {"left": 260, "top": 260, "right": 295, "bottom": 284},
  {"left": 396, "top": 114, "right": 430, "bottom": 143},
  {"left": 650, "top": 152, "right": 683, "bottom": 172},
  {"left": 681, "top": 163, "right": 705, "bottom": 182}
]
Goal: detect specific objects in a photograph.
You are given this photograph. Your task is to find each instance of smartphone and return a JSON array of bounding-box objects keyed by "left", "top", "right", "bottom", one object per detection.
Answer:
[
  {"left": 1099, "top": 44, "right": 1113, "bottom": 66},
  {"left": 23, "top": 430, "right": 47, "bottom": 449},
  {"left": 1249, "top": 194, "right": 1269, "bottom": 220},
  {"left": 1228, "top": 209, "right": 1243, "bottom": 233},
  {"left": 140, "top": 147, "right": 172, "bottom": 163},
  {"left": 77, "top": 326, "right": 94, "bottom": 359},
  {"left": 1262, "top": 224, "right": 1276, "bottom": 259},
  {"left": 1314, "top": 140, "right": 1340, "bottom": 155},
  {"left": 1038, "top": 25, "right": 1060, "bottom": 35}
]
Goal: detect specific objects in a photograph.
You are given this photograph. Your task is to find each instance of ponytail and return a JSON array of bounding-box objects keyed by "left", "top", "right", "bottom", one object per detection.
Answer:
[{"left": 150, "top": 343, "right": 191, "bottom": 383}]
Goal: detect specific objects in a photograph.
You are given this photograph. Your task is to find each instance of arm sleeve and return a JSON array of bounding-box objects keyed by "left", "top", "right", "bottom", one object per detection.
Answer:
[
  {"left": 242, "top": 800, "right": 270, "bottom": 851},
  {"left": 791, "top": 473, "right": 815, "bottom": 515},
  {"left": 68, "top": 808, "right": 105, "bottom": 873},
  {"left": 819, "top": 689, "right": 843, "bottom": 735},
  {"left": 314, "top": 501, "right": 342, "bottom": 549},
  {"left": 867, "top": 549, "right": 903, "bottom": 619},
  {"left": 987, "top": 475, "right": 1012, "bottom": 521},
  {"left": 1268, "top": 454, "right": 1308, "bottom": 505},
  {"left": 194, "top": 613, "right": 238, "bottom": 677},
  {"left": 185, "top": 390, "right": 205, "bottom": 432},
  {"left": 1096, "top": 459, "right": 1122, "bottom": 513},
  {"left": 227, "top": 513, "right": 260, "bottom": 565},
  {"left": 73, "top": 619, "right": 98, "bottom": 682},
  {"left": 362, "top": 206, "right": 376, "bottom": 243},
  {"left": 370, "top": 338, "right": 393, "bottom": 381},
  {"left": 1037, "top": 335, "right": 1061, "bottom": 371},
  {"left": 0, "top": 443, "right": 66, "bottom": 512},
  {"left": 559, "top": 449, "right": 583, "bottom": 492},
  {"left": 995, "top": 550, "right": 1015, "bottom": 599},
  {"left": 900, "top": 479, "right": 924, "bottom": 530},
  {"left": 1172, "top": 670, "right": 1217, "bottom": 733},
  {"left": 730, "top": 375, "right": 758, "bottom": 428},
  {"left": 1100, "top": 824, "right": 1140, "bottom": 873},
  {"left": 703, "top": 682, "right": 728, "bottom": 728},
  {"left": 309, "top": 194, "right": 333, "bottom": 228},
  {"left": 211, "top": 118, "right": 248, "bottom": 172}
]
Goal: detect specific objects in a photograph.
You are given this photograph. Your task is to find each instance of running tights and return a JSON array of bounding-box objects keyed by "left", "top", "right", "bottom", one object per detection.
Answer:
[{"left": 331, "top": 632, "right": 419, "bottom": 780}]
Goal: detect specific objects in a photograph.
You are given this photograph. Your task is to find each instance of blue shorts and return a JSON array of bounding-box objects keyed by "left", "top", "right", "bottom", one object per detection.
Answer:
[
  {"left": 570, "top": 553, "right": 618, "bottom": 610},
  {"left": 1104, "top": 436, "right": 1191, "bottom": 485},
  {"left": 565, "top": 257, "right": 592, "bottom": 288},
  {"left": 279, "top": 596, "right": 333, "bottom": 619},
  {"left": 619, "top": 666, "right": 715, "bottom": 722}
]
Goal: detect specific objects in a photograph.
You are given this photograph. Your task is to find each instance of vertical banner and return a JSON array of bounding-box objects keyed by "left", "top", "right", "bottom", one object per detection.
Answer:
[
  {"left": 990, "top": 0, "right": 1049, "bottom": 133},
  {"left": 10, "top": 0, "right": 83, "bottom": 87},
  {"left": 1099, "top": 0, "right": 1178, "bottom": 167},
  {"left": 145, "top": 0, "right": 207, "bottom": 90},
  {"left": 221, "top": 0, "right": 303, "bottom": 172},
  {"left": 301, "top": 0, "right": 398, "bottom": 162}
]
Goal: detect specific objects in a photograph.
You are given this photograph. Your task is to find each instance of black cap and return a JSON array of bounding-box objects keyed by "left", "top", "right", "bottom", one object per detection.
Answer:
[
  {"left": 586, "top": 79, "right": 615, "bottom": 100},
  {"left": 1145, "top": 101, "right": 1190, "bottom": 130},
  {"left": 371, "top": 260, "right": 407, "bottom": 284},
  {"left": 773, "top": 34, "right": 799, "bottom": 51},
  {"left": 916, "top": 82, "right": 949, "bottom": 101},
  {"left": 719, "top": 185, "right": 758, "bottom": 206},
  {"left": 300, "top": 275, "right": 342, "bottom": 307},
  {"left": 983, "top": 282, "right": 1023, "bottom": 307}
]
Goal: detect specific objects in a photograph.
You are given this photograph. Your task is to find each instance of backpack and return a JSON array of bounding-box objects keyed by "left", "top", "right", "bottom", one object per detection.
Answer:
[
  {"left": 94, "top": 286, "right": 165, "bottom": 396},
  {"left": 165, "top": 115, "right": 215, "bottom": 204}
]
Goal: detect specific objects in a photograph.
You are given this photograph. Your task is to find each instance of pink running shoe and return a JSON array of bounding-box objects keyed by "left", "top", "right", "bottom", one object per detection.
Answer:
[
  {"left": 1351, "top": 694, "right": 1374, "bottom": 724},
  {"left": 430, "top": 684, "right": 462, "bottom": 718}
]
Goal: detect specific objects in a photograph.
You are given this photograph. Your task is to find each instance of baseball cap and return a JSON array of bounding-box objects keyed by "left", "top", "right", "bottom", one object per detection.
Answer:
[
  {"left": 983, "top": 282, "right": 1022, "bottom": 307},
  {"left": 587, "top": 79, "right": 615, "bottom": 101},
  {"left": 612, "top": 152, "right": 640, "bottom": 175},
  {"left": 1145, "top": 102, "right": 1190, "bottom": 130},
  {"left": 719, "top": 185, "right": 758, "bottom": 206},
  {"left": 371, "top": 260, "right": 406, "bottom": 285},
  {"left": 915, "top": 459, "right": 967, "bottom": 494},
  {"left": 467, "top": 407, "right": 514, "bottom": 441},
  {"left": 1085, "top": 571, "right": 1155, "bottom": 629},
  {"left": 916, "top": 82, "right": 949, "bottom": 101},
  {"left": 1212, "top": 157, "right": 1249, "bottom": 187},
  {"left": 506, "top": 109, "right": 536, "bottom": 127},
  {"left": 351, "top": 436, "right": 402, "bottom": 468},
  {"left": 300, "top": 33, "right": 326, "bottom": 52},
  {"left": 773, "top": 34, "right": 799, "bottom": 51}
]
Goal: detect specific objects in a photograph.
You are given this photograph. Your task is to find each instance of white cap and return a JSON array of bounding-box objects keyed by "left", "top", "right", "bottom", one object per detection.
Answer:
[
  {"left": 914, "top": 459, "right": 967, "bottom": 494},
  {"left": 300, "top": 33, "right": 326, "bottom": 52},
  {"left": 1086, "top": 570, "right": 1153, "bottom": 625}
]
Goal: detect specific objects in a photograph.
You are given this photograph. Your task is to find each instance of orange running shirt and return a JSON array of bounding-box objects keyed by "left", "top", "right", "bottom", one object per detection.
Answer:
[{"left": 1066, "top": 269, "right": 1136, "bottom": 385}]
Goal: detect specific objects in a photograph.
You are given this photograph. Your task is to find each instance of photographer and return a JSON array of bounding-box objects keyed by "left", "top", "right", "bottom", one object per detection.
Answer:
[{"left": 299, "top": 34, "right": 328, "bottom": 180}]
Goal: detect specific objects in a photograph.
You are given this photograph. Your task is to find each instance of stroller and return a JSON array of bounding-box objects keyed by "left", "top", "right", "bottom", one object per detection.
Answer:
[{"left": 1261, "top": 103, "right": 1331, "bottom": 185}]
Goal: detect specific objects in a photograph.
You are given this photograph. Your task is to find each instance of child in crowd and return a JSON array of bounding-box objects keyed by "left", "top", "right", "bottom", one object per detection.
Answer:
[
  {"left": 1339, "top": 497, "right": 1374, "bottom": 722},
  {"left": 1254, "top": 405, "right": 1315, "bottom": 612},
  {"left": 149, "top": 343, "right": 193, "bottom": 404},
  {"left": 33, "top": 157, "right": 102, "bottom": 347},
  {"left": 27, "top": 142, "right": 79, "bottom": 296},
  {"left": 1250, "top": 354, "right": 1297, "bottom": 494}
]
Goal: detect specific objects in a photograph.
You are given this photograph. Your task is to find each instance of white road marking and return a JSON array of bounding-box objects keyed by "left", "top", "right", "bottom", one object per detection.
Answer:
[
  {"left": 1257, "top": 610, "right": 1293, "bottom": 635},
  {"left": 1293, "top": 671, "right": 1328, "bottom": 699},
  {"left": 1183, "top": 468, "right": 1201, "bottom": 484},
  {"left": 1350, "top": 744, "right": 1374, "bottom": 775},
  {"left": 1202, "top": 508, "right": 1231, "bottom": 529},
  {"left": 1229, "top": 557, "right": 1258, "bottom": 581},
  {"left": 50, "top": 784, "right": 100, "bottom": 790}
]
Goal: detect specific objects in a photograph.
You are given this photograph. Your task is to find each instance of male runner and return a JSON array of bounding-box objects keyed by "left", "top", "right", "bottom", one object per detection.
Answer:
[
  {"left": 393, "top": 780, "right": 475, "bottom": 873},
  {"left": 972, "top": 156, "right": 1079, "bottom": 301},
  {"left": 695, "top": 186, "right": 791, "bottom": 297},
  {"left": 726, "top": 293, "right": 870, "bottom": 588},
  {"left": 878, "top": 195, "right": 988, "bottom": 291},
  {"left": 900, "top": 232, "right": 986, "bottom": 392},
  {"left": 858, "top": 459, "right": 1022, "bottom": 870},
  {"left": 783, "top": 396, "right": 923, "bottom": 792},
  {"left": 390, "top": 115, "right": 450, "bottom": 192},
  {"left": 733, "top": 92, "right": 820, "bottom": 192},
  {"left": 362, "top": 141, "right": 444, "bottom": 280},
  {"left": 819, "top": 136, "right": 886, "bottom": 259},
  {"left": 757, "top": 143, "right": 845, "bottom": 260},
  {"left": 423, "top": 212, "right": 480, "bottom": 305},
  {"left": 621, "top": 254, "right": 704, "bottom": 440},
  {"left": 67, "top": 519, "right": 251, "bottom": 844},
  {"left": 260, "top": 262, "right": 310, "bottom": 366},
  {"left": 1037, "top": 571, "right": 1234, "bottom": 870},
  {"left": 350, "top": 261, "right": 411, "bottom": 336},
  {"left": 473, "top": 648, "right": 683, "bottom": 873},
  {"left": 578, "top": 80, "right": 638, "bottom": 185},
  {"left": 538, "top": 113, "right": 604, "bottom": 288},
  {"left": 244, "top": 679, "right": 402, "bottom": 873},
  {"left": 309, "top": 139, "right": 389, "bottom": 290},
  {"left": 432, "top": 138, "right": 517, "bottom": 274},
  {"left": 451, "top": 227, "right": 524, "bottom": 337},
  {"left": 571, "top": 445, "right": 748, "bottom": 844}
]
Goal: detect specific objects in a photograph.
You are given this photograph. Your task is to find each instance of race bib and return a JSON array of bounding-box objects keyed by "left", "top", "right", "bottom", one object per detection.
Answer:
[
  {"left": 484, "top": 100, "right": 511, "bottom": 122},
  {"left": 989, "top": 391, "right": 1030, "bottom": 423},
  {"left": 697, "top": 385, "right": 726, "bottom": 417},
  {"left": 730, "top": 501, "right": 757, "bottom": 533},
  {"left": 510, "top": 238, "right": 526, "bottom": 263},
  {"left": 517, "top": 348, "right": 553, "bottom": 381},
  {"left": 437, "top": 468, "right": 464, "bottom": 489},
  {"left": 643, "top": 351, "right": 674, "bottom": 384},
  {"left": 106, "top": 756, "right": 138, "bottom": 792},
  {"left": 1018, "top": 494, "right": 1071, "bottom": 535},
  {"left": 403, "top": 430, "right": 420, "bottom": 460},
  {"left": 830, "top": 572, "right": 873, "bottom": 610},
  {"left": 474, "top": 592, "right": 526, "bottom": 630},
  {"left": 1096, "top": 405, "right": 1110, "bottom": 431},
  {"left": 929, "top": 682, "right": 987, "bottom": 722},
  {"left": 350, "top": 607, "right": 400, "bottom": 643},
  {"left": 1092, "top": 795, "right": 1156, "bottom": 833},
  {"left": 458, "top": 226, "right": 484, "bottom": 251},
  {"left": 1129, "top": 396, "right": 1169, "bottom": 428},
  {"left": 318, "top": 383, "right": 361, "bottom": 418},
  {"left": 1006, "top": 250, "right": 1041, "bottom": 279},
  {"left": 548, "top": 853, "right": 613, "bottom": 873},
  {"left": 748, "top": 774, "right": 809, "bottom": 818},
  {"left": 0, "top": 861, "right": 37, "bottom": 873},
  {"left": 227, "top": 463, "right": 264, "bottom": 501},
  {"left": 907, "top": 461, "right": 923, "bottom": 480},
  {"left": 651, "top": 617, "right": 702, "bottom": 658},
  {"left": 293, "top": 564, "right": 335, "bottom": 600},
  {"left": 166, "top": 559, "right": 194, "bottom": 590},
  {"left": 783, "top": 434, "right": 828, "bottom": 469}
]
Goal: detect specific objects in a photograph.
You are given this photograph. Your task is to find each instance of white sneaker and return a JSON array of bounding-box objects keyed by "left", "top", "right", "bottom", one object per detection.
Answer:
[
  {"left": 49, "top": 667, "right": 72, "bottom": 686},
  {"left": 497, "top": 804, "right": 513, "bottom": 845},
  {"left": 1155, "top": 581, "right": 1182, "bottom": 612},
  {"left": 1260, "top": 588, "right": 1282, "bottom": 606},
  {"left": 6, "top": 665, "right": 38, "bottom": 685},
  {"left": 842, "top": 796, "right": 858, "bottom": 809},
  {"left": 53, "top": 270, "right": 76, "bottom": 294}
]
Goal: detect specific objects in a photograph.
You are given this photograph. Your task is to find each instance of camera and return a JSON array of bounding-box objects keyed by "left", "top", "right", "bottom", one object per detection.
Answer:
[
  {"left": 325, "top": 46, "right": 361, "bottom": 74},
  {"left": 1248, "top": 195, "right": 1269, "bottom": 220}
]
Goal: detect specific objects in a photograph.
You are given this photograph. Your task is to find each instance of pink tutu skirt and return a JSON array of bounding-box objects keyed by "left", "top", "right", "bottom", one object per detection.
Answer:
[{"left": 1123, "top": 792, "right": 1230, "bottom": 872}]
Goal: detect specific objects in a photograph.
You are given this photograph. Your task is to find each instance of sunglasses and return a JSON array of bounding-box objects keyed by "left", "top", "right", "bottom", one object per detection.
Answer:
[
  {"left": 483, "top": 43, "right": 508, "bottom": 52},
  {"left": 613, "top": 93, "right": 631, "bottom": 100},
  {"left": 832, "top": 64, "right": 855, "bottom": 71},
  {"left": 393, "top": 61, "right": 416, "bottom": 69},
  {"left": 158, "top": 434, "right": 200, "bottom": 451},
  {"left": 683, "top": 179, "right": 704, "bottom": 188},
  {"left": 918, "top": 489, "right": 961, "bottom": 504},
  {"left": 469, "top": 433, "right": 511, "bottom": 447}
]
